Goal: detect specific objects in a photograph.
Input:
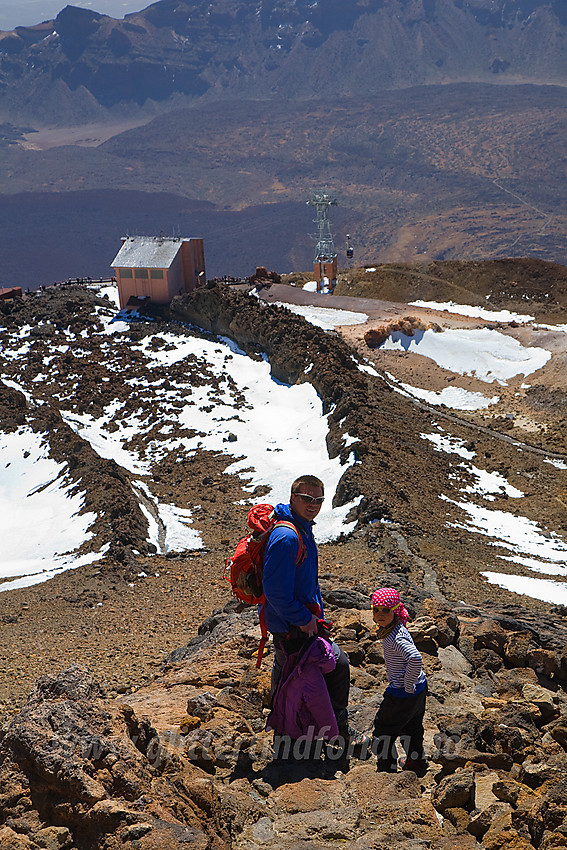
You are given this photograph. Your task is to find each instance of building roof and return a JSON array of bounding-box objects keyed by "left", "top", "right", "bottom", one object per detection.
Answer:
[{"left": 111, "top": 236, "right": 199, "bottom": 269}]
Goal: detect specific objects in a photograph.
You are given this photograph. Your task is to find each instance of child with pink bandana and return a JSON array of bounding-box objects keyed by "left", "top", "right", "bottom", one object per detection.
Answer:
[{"left": 371, "top": 587, "right": 428, "bottom": 775}]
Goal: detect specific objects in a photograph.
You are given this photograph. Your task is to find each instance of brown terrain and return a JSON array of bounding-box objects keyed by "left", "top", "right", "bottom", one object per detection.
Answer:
[
  {"left": 0, "top": 261, "right": 566, "bottom": 848},
  {"left": 2, "top": 85, "right": 567, "bottom": 290}
]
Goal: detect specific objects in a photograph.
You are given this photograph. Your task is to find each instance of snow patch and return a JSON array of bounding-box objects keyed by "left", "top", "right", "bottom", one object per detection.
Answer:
[
  {"left": 0, "top": 428, "right": 103, "bottom": 590},
  {"left": 410, "top": 300, "right": 534, "bottom": 323},
  {"left": 380, "top": 327, "right": 551, "bottom": 385},
  {"left": 401, "top": 382, "right": 499, "bottom": 410}
]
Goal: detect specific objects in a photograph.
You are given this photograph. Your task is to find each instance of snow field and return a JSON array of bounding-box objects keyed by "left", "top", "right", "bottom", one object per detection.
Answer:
[{"left": 0, "top": 426, "right": 103, "bottom": 591}]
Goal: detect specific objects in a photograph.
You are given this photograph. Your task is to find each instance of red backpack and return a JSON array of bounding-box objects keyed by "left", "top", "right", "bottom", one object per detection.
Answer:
[{"left": 224, "top": 503, "right": 306, "bottom": 667}]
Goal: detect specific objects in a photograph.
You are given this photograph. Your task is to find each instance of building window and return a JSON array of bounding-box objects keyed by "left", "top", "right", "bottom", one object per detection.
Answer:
[
  {"left": 119, "top": 268, "right": 133, "bottom": 278},
  {"left": 135, "top": 269, "right": 149, "bottom": 279},
  {"left": 150, "top": 269, "right": 164, "bottom": 279}
]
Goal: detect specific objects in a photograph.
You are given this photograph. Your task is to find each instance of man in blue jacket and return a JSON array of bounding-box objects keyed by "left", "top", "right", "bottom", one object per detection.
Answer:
[{"left": 263, "top": 474, "right": 357, "bottom": 749}]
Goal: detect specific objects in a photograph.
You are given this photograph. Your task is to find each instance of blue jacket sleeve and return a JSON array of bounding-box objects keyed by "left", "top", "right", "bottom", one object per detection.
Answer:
[
  {"left": 316, "top": 584, "right": 324, "bottom": 620},
  {"left": 263, "top": 526, "right": 313, "bottom": 628}
]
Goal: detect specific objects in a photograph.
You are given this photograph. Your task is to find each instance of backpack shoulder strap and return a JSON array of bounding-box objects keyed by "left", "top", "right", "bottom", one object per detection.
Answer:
[{"left": 272, "top": 519, "right": 306, "bottom": 566}]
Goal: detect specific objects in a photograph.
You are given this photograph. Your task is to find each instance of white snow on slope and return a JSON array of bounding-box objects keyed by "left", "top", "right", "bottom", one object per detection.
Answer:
[
  {"left": 55, "top": 328, "right": 360, "bottom": 546},
  {"left": 534, "top": 323, "right": 567, "bottom": 334},
  {"left": 61, "top": 403, "right": 149, "bottom": 475},
  {"left": 135, "top": 333, "right": 360, "bottom": 542},
  {"left": 400, "top": 382, "right": 499, "bottom": 410},
  {"left": 446, "top": 499, "right": 567, "bottom": 564},
  {"left": 410, "top": 300, "right": 534, "bottom": 323},
  {"left": 422, "top": 431, "right": 524, "bottom": 499},
  {"left": 444, "top": 496, "right": 567, "bottom": 603},
  {"left": 380, "top": 327, "right": 551, "bottom": 385},
  {"left": 423, "top": 429, "right": 567, "bottom": 601},
  {"left": 481, "top": 573, "right": 567, "bottom": 606},
  {"left": 421, "top": 420, "right": 567, "bottom": 604},
  {"left": 273, "top": 302, "right": 368, "bottom": 329},
  {"left": 461, "top": 468, "right": 524, "bottom": 500},
  {"left": 0, "top": 428, "right": 103, "bottom": 590},
  {"left": 2, "top": 282, "right": 563, "bottom": 602},
  {"left": 421, "top": 432, "right": 476, "bottom": 460},
  {"left": 133, "top": 480, "right": 202, "bottom": 554}
]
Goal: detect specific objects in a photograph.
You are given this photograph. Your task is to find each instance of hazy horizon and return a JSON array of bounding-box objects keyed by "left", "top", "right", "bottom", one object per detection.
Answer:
[{"left": 0, "top": 0, "right": 146, "bottom": 30}]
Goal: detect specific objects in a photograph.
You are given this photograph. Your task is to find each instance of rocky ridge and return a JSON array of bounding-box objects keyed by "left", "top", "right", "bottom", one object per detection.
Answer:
[{"left": 0, "top": 593, "right": 566, "bottom": 849}]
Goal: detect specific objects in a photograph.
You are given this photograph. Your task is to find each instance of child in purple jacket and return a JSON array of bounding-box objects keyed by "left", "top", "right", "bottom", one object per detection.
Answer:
[{"left": 371, "top": 587, "right": 428, "bottom": 775}]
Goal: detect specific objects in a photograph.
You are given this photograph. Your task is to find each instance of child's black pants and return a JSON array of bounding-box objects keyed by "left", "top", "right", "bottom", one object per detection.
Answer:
[{"left": 372, "top": 684, "right": 427, "bottom": 770}]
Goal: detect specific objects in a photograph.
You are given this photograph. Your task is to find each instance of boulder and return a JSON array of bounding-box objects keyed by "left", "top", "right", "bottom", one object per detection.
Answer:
[
  {"left": 468, "top": 801, "right": 514, "bottom": 839},
  {"left": 322, "top": 587, "right": 371, "bottom": 610},
  {"left": 444, "top": 806, "right": 471, "bottom": 832},
  {"left": 0, "top": 666, "right": 212, "bottom": 849},
  {"left": 408, "top": 615, "right": 439, "bottom": 644},
  {"left": 483, "top": 827, "right": 534, "bottom": 850},
  {"left": 458, "top": 617, "right": 508, "bottom": 654},
  {"left": 365, "top": 642, "right": 384, "bottom": 665},
  {"left": 549, "top": 723, "right": 567, "bottom": 751},
  {"left": 432, "top": 768, "right": 475, "bottom": 811},
  {"left": 474, "top": 770, "right": 501, "bottom": 811},
  {"left": 472, "top": 648, "right": 504, "bottom": 673},
  {"left": 433, "top": 714, "right": 515, "bottom": 771},
  {"left": 492, "top": 666, "right": 539, "bottom": 699},
  {"left": 505, "top": 632, "right": 536, "bottom": 667},
  {"left": 424, "top": 598, "right": 459, "bottom": 646},
  {"left": 248, "top": 266, "right": 281, "bottom": 288},
  {"left": 539, "top": 830, "right": 567, "bottom": 849},
  {"left": 522, "top": 683, "right": 557, "bottom": 722},
  {"left": 339, "top": 640, "right": 366, "bottom": 666},
  {"left": 527, "top": 649, "right": 559, "bottom": 678},
  {"left": 0, "top": 826, "right": 39, "bottom": 849},
  {"left": 519, "top": 759, "right": 562, "bottom": 789},
  {"left": 558, "top": 643, "right": 567, "bottom": 682}
]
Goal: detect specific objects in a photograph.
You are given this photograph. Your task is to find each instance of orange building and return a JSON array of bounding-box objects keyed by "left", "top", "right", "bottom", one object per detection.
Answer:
[
  {"left": 0, "top": 287, "right": 22, "bottom": 300},
  {"left": 111, "top": 236, "right": 206, "bottom": 309}
]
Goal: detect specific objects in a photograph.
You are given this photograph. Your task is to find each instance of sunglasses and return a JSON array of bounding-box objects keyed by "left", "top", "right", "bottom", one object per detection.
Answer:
[{"left": 295, "top": 493, "right": 325, "bottom": 505}]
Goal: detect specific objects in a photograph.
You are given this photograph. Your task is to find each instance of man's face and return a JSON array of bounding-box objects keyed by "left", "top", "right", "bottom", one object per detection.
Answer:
[{"left": 290, "top": 483, "right": 324, "bottom": 523}]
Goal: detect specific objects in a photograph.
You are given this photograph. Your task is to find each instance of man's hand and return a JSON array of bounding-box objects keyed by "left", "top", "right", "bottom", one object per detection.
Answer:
[{"left": 299, "top": 614, "right": 319, "bottom": 636}]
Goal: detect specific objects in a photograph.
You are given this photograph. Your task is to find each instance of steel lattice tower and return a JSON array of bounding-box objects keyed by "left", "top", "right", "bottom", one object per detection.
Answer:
[
  {"left": 307, "top": 191, "right": 338, "bottom": 292},
  {"left": 307, "top": 192, "right": 338, "bottom": 262}
]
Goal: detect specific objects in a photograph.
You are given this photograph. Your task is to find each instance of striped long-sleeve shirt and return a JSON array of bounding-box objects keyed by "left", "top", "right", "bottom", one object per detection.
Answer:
[{"left": 382, "top": 622, "right": 427, "bottom": 698}]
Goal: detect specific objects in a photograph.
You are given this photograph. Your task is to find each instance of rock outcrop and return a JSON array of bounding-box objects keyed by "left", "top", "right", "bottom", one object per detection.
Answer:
[
  {"left": 1, "top": 593, "right": 566, "bottom": 849},
  {"left": 364, "top": 315, "right": 438, "bottom": 348}
]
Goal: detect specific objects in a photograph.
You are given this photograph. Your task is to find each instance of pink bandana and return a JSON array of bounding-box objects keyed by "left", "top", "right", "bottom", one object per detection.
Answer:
[{"left": 371, "top": 587, "right": 409, "bottom": 625}]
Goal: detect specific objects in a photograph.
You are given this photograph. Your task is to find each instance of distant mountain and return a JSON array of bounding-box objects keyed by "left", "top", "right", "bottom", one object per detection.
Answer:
[
  {"left": 0, "top": 0, "right": 566, "bottom": 123},
  {"left": 1, "top": 1, "right": 567, "bottom": 285}
]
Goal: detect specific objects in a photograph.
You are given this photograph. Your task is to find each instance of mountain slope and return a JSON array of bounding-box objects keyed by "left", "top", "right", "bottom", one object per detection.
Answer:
[
  {"left": 0, "top": 0, "right": 566, "bottom": 123},
  {"left": 0, "top": 3, "right": 566, "bottom": 286},
  {"left": 1, "top": 83, "right": 567, "bottom": 288},
  {"left": 0, "top": 276, "right": 567, "bottom": 850}
]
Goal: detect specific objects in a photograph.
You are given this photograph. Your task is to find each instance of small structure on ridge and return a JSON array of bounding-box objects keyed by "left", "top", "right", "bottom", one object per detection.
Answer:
[
  {"left": 0, "top": 287, "right": 23, "bottom": 300},
  {"left": 111, "top": 235, "right": 206, "bottom": 309}
]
